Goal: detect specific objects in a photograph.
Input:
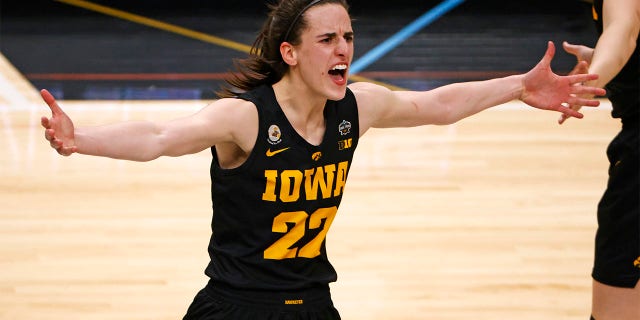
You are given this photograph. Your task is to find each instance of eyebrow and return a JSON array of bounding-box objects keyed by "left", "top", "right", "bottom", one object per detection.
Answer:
[{"left": 317, "top": 31, "right": 355, "bottom": 39}]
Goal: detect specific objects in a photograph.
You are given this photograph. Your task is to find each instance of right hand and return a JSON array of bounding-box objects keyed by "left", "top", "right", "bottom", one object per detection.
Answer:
[{"left": 40, "top": 89, "right": 77, "bottom": 156}]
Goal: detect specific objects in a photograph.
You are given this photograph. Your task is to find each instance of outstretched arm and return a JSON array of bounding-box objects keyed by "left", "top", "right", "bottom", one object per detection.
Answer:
[
  {"left": 40, "top": 89, "right": 258, "bottom": 161},
  {"left": 353, "top": 41, "right": 606, "bottom": 134}
]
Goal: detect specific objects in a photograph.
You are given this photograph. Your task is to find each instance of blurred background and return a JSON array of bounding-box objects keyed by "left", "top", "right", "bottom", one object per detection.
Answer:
[{"left": 1, "top": 0, "right": 596, "bottom": 100}]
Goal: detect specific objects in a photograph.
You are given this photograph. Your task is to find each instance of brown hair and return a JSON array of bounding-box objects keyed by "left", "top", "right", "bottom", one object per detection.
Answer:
[{"left": 216, "top": 0, "right": 350, "bottom": 98}]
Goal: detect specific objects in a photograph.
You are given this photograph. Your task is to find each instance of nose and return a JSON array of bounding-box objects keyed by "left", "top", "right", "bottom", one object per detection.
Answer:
[{"left": 335, "top": 37, "right": 350, "bottom": 56}]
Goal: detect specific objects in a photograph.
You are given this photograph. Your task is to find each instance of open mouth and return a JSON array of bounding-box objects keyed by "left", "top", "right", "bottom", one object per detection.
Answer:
[{"left": 328, "top": 64, "right": 348, "bottom": 83}]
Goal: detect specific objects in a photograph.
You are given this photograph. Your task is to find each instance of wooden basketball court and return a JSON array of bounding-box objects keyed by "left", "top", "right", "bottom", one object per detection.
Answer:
[{"left": 0, "top": 54, "right": 619, "bottom": 319}]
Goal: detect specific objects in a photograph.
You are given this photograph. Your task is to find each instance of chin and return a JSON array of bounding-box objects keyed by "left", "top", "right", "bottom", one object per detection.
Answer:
[{"left": 326, "top": 85, "right": 348, "bottom": 101}]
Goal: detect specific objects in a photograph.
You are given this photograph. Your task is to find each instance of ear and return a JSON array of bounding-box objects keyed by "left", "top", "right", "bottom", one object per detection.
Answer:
[{"left": 280, "top": 42, "right": 297, "bottom": 66}]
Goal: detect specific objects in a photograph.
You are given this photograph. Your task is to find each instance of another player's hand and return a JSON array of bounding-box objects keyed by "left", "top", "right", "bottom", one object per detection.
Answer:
[
  {"left": 562, "top": 41, "right": 594, "bottom": 65},
  {"left": 520, "top": 41, "right": 605, "bottom": 119},
  {"left": 558, "top": 41, "right": 597, "bottom": 125},
  {"left": 40, "top": 89, "right": 77, "bottom": 156},
  {"left": 558, "top": 60, "right": 592, "bottom": 124}
]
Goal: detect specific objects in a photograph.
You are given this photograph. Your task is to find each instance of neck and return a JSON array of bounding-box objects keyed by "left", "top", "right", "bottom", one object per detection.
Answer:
[
  {"left": 272, "top": 78, "right": 327, "bottom": 145},
  {"left": 273, "top": 77, "right": 326, "bottom": 123}
]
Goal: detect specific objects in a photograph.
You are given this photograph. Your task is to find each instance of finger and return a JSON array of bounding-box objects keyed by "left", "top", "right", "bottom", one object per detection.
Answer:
[
  {"left": 44, "top": 128, "right": 55, "bottom": 141},
  {"left": 50, "top": 138, "right": 62, "bottom": 149},
  {"left": 557, "top": 106, "right": 584, "bottom": 119},
  {"left": 558, "top": 114, "right": 569, "bottom": 124},
  {"left": 568, "top": 63, "right": 586, "bottom": 76},
  {"left": 58, "top": 146, "right": 77, "bottom": 156},
  {"left": 568, "top": 73, "right": 599, "bottom": 83},
  {"left": 569, "top": 61, "right": 589, "bottom": 76},
  {"left": 559, "top": 104, "right": 583, "bottom": 123},
  {"left": 40, "top": 89, "right": 64, "bottom": 115},
  {"left": 41, "top": 116, "right": 51, "bottom": 129},
  {"left": 562, "top": 41, "right": 578, "bottom": 56},
  {"left": 571, "top": 86, "right": 606, "bottom": 97},
  {"left": 539, "top": 41, "right": 556, "bottom": 68},
  {"left": 552, "top": 103, "right": 584, "bottom": 119},
  {"left": 577, "top": 60, "right": 588, "bottom": 70},
  {"left": 567, "top": 97, "right": 600, "bottom": 107}
]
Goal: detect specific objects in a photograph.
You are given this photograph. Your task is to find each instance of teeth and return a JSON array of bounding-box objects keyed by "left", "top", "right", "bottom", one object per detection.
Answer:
[{"left": 332, "top": 64, "right": 347, "bottom": 71}]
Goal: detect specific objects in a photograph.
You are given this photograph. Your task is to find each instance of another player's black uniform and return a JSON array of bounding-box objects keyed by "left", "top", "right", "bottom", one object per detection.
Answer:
[
  {"left": 591, "top": 0, "right": 640, "bottom": 288},
  {"left": 184, "top": 84, "right": 359, "bottom": 319}
]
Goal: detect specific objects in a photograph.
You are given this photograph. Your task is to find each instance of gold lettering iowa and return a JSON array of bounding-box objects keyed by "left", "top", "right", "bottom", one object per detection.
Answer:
[{"left": 262, "top": 161, "right": 349, "bottom": 202}]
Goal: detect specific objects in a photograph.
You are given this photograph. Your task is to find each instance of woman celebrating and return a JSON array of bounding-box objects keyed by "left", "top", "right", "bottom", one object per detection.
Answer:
[{"left": 41, "top": 0, "right": 605, "bottom": 319}]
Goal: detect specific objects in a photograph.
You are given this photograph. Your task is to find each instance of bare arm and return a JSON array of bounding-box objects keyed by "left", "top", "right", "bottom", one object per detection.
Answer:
[
  {"left": 40, "top": 89, "right": 258, "bottom": 161},
  {"left": 560, "top": 0, "right": 640, "bottom": 124},
  {"left": 352, "top": 42, "right": 605, "bottom": 134},
  {"left": 590, "top": 0, "right": 640, "bottom": 88}
]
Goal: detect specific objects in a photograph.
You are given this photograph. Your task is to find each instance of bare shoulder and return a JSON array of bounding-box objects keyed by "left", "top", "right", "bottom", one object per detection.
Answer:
[
  {"left": 203, "top": 97, "right": 256, "bottom": 115},
  {"left": 193, "top": 97, "right": 258, "bottom": 150},
  {"left": 348, "top": 82, "right": 396, "bottom": 110},
  {"left": 349, "top": 81, "right": 392, "bottom": 99},
  {"left": 348, "top": 82, "right": 398, "bottom": 135},
  {"left": 197, "top": 97, "right": 258, "bottom": 127}
]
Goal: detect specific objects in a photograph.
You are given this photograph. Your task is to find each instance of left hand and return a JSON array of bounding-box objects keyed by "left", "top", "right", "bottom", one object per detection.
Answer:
[
  {"left": 558, "top": 59, "right": 592, "bottom": 124},
  {"left": 562, "top": 41, "right": 594, "bottom": 65},
  {"left": 557, "top": 41, "right": 596, "bottom": 124},
  {"left": 519, "top": 41, "right": 605, "bottom": 119}
]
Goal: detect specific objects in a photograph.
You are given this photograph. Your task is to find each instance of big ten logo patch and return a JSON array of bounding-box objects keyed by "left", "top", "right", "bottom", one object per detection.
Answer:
[{"left": 338, "top": 138, "right": 352, "bottom": 151}]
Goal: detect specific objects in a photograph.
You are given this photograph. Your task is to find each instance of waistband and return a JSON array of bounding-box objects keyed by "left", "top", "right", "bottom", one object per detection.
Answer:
[{"left": 204, "top": 280, "right": 334, "bottom": 308}]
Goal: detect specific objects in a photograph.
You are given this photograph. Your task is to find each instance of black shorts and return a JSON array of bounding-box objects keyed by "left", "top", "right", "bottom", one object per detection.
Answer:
[
  {"left": 183, "top": 281, "right": 341, "bottom": 320},
  {"left": 592, "top": 119, "right": 640, "bottom": 288}
]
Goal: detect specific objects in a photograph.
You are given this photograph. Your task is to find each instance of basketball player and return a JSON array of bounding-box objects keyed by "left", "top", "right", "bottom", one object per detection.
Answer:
[
  {"left": 560, "top": 0, "right": 639, "bottom": 319},
  {"left": 41, "top": 0, "right": 606, "bottom": 319}
]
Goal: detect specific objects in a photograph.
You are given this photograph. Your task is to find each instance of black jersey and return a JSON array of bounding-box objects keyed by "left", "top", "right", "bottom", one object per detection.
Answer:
[
  {"left": 593, "top": 0, "right": 639, "bottom": 119},
  {"left": 205, "top": 84, "right": 359, "bottom": 291}
]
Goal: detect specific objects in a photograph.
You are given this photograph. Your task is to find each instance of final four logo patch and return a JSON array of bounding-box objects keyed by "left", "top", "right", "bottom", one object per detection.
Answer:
[
  {"left": 338, "top": 120, "right": 351, "bottom": 136},
  {"left": 268, "top": 124, "right": 282, "bottom": 145}
]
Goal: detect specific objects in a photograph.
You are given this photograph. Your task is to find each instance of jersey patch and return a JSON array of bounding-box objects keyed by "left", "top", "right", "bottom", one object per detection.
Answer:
[
  {"left": 338, "top": 138, "right": 353, "bottom": 151},
  {"left": 338, "top": 120, "right": 352, "bottom": 136},
  {"left": 268, "top": 124, "right": 283, "bottom": 145}
]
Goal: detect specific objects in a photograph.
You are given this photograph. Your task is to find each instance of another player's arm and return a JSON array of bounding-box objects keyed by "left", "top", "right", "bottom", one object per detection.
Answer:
[
  {"left": 559, "top": 0, "right": 639, "bottom": 124},
  {"left": 588, "top": 0, "right": 640, "bottom": 89}
]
